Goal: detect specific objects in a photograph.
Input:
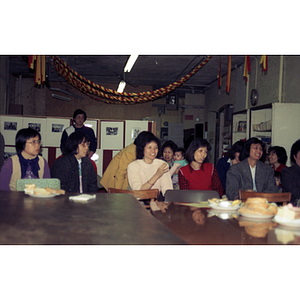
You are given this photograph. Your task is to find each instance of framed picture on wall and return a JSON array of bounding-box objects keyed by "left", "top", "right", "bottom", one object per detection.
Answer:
[
  {"left": 45, "top": 118, "right": 71, "bottom": 147},
  {"left": 0, "top": 116, "right": 23, "bottom": 146},
  {"left": 125, "top": 120, "right": 148, "bottom": 147},
  {"left": 100, "top": 121, "right": 124, "bottom": 150}
]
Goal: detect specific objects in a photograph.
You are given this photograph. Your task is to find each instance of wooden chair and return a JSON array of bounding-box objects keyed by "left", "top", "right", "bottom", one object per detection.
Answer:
[
  {"left": 16, "top": 178, "right": 61, "bottom": 191},
  {"left": 238, "top": 190, "right": 291, "bottom": 206},
  {"left": 164, "top": 190, "right": 220, "bottom": 203},
  {"left": 108, "top": 188, "right": 160, "bottom": 209}
]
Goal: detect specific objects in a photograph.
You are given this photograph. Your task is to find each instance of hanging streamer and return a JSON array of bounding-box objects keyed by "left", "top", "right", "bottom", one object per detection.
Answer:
[
  {"left": 243, "top": 55, "right": 251, "bottom": 83},
  {"left": 218, "top": 56, "right": 222, "bottom": 88},
  {"left": 260, "top": 55, "right": 268, "bottom": 72},
  {"left": 29, "top": 55, "right": 46, "bottom": 86},
  {"left": 51, "top": 55, "right": 213, "bottom": 104},
  {"left": 226, "top": 55, "right": 231, "bottom": 94}
]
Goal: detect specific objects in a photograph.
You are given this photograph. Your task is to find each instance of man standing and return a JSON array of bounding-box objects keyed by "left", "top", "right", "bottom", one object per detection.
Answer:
[{"left": 60, "top": 109, "right": 97, "bottom": 158}]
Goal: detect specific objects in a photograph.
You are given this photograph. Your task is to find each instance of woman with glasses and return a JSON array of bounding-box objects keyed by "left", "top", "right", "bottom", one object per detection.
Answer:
[
  {"left": 51, "top": 131, "right": 98, "bottom": 193},
  {"left": 0, "top": 127, "right": 51, "bottom": 190}
]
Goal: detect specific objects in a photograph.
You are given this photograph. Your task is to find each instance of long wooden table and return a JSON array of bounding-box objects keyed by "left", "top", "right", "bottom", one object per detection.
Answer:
[
  {"left": 0, "top": 191, "right": 186, "bottom": 245},
  {"left": 151, "top": 203, "right": 300, "bottom": 245}
]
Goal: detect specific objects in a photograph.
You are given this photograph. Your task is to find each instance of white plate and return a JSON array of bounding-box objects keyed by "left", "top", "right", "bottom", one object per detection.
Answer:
[
  {"left": 239, "top": 212, "right": 274, "bottom": 219},
  {"left": 209, "top": 204, "right": 240, "bottom": 211},
  {"left": 28, "top": 193, "right": 59, "bottom": 198},
  {"left": 274, "top": 215, "right": 300, "bottom": 228}
]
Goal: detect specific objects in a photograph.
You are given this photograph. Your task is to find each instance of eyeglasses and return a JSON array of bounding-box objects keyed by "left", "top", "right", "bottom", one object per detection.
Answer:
[{"left": 26, "top": 140, "right": 41, "bottom": 145}]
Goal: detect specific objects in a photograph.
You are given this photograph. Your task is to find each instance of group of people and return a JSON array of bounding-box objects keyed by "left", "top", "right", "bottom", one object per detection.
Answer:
[
  {"left": 0, "top": 109, "right": 98, "bottom": 193},
  {"left": 103, "top": 130, "right": 300, "bottom": 207},
  {"left": 1, "top": 108, "right": 300, "bottom": 207}
]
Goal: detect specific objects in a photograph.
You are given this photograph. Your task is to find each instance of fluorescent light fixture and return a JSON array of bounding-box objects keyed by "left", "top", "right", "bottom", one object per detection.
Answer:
[
  {"left": 51, "top": 93, "right": 71, "bottom": 101},
  {"left": 124, "top": 55, "right": 139, "bottom": 73},
  {"left": 49, "top": 87, "right": 83, "bottom": 100},
  {"left": 117, "top": 80, "right": 126, "bottom": 93}
]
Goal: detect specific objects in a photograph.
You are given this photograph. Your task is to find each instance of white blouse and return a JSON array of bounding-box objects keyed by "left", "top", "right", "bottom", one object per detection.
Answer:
[{"left": 127, "top": 159, "right": 173, "bottom": 196}]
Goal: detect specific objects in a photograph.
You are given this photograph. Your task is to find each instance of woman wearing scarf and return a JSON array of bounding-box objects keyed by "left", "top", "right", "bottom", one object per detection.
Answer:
[{"left": 0, "top": 128, "right": 50, "bottom": 190}]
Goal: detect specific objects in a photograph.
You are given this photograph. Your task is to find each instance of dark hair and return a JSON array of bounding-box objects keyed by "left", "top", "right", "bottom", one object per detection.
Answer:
[
  {"left": 73, "top": 109, "right": 87, "bottom": 121},
  {"left": 135, "top": 132, "right": 161, "bottom": 159},
  {"left": 274, "top": 170, "right": 282, "bottom": 180},
  {"left": 62, "top": 131, "right": 90, "bottom": 155},
  {"left": 240, "top": 137, "right": 265, "bottom": 161},
  {"left": 290, "top": 139, "right": 300, "bottom": 164},
  {"left": 226, "top": 140, "right": 245, "bottom": 160},
  {"left": 185, "top": 138, "right": 211, "bottom": 164},
  {"left": 175, "top": 147, "right": 186, "bottom": 158},
  {"left": 160, "top": 140, "right": 178, "bottom": 157},
  {"left": 269, "top": 146, "right": 288, "bottom": 165},
  {"left": 15, "top": 128, "right": 41, "bottom": 155}
]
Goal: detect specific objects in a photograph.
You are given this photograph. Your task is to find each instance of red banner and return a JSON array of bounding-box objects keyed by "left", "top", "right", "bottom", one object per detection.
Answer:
[{"left": 226, "top": 55, "right": 231, "bottom": 93}]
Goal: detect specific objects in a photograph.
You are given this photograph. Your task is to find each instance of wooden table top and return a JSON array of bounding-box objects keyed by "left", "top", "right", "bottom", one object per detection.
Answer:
[
  {"left": 151, "top": 203, "right": 300, "bottom": 245},
  {"left": 0, "top": 191, "right": 186, "bottom": 245}
]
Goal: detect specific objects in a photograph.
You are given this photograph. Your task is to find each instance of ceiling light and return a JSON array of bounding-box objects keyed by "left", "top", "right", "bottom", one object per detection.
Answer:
[
  {"left": 51, "top": 93, "right": 71, "bottom": 101},
  {"left": 49, "top": 87, "right": 83, "bottom": 100},
  {"left": 117, "top": 80, "right": 126, "bottom": 93},
  {"left": 124, "top": 55, "right": 139, "bottom": 73}
]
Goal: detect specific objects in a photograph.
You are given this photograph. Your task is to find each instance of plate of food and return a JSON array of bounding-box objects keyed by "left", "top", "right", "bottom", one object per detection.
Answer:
[
  {"left": 273, "top": 204, "right": 300, "bottom": 227},
  {"left": 208, "top": 198, "right": 241, "bottom": 211},
  {"left": 24, "top": 185, "right": 65, "bottom": 198},
  {"left": 238, "top": 197, "right": 278, "bottom": 219},
  {"left": 29, "top": 193, "right": 59, "bottom": 198}
]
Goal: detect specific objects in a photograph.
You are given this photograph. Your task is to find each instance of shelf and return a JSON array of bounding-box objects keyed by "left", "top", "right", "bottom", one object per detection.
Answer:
[{"left": 253, "top": 129, "right": 271, "bottom": 132}]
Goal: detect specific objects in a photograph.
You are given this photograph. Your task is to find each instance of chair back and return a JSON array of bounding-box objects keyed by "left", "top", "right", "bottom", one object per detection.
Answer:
[
  {"left": 108, "top": 188, "right": 160, "bottom": 208},
  {"left": 16, "top": 178, "right": 61, "bottom": 192},
  {"left": 238, "top": 190, "right": 291, "bottom": 206},
  {"left": 164, "top": 190, "right": 220, "bottom": 203}
]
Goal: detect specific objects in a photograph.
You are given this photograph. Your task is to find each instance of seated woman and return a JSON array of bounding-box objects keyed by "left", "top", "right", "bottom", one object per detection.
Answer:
[
  {"left": 51, "top": 131, "right": 98, "bottom": 193},
  {"left": 281, "top": 139, "right": 300, "bottom": 206},
  {"left": 216, "top": 140, "right": 245, "bottom": 194},
  {"left": 0, "top": 127, "right": 50, "bottom": 191},
  {"left": 127, "top": 132, "right": 173, "bottom": 198},
  {"left": 268, "top": 146, "right": 287, "bottom": 173},
  {"left": 178, "top": 138, "right": 223, "bottom": 198},
  {"left": 160, "top": 140, "right": 178, "bottom": 169},
  {"left": 226, "top": 137, "right": 278, "bottom": 200},
  {"left": 100, "top": 131, "right": 152, "bottom": 191}
]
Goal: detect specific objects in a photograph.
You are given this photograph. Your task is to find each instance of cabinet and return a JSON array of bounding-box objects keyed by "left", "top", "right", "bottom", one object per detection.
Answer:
[
  {"left": 232, "top": 110, "right": 248, "bottom": 144},
  {"left": 250, "top": 103, "right": 300, "bottom": 166}
]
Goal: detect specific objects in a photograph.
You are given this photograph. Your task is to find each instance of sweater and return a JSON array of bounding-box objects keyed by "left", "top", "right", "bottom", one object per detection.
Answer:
[
  {"left": 0, "top": 154, "right": 50, "bottom": 191},
  {"left": 51, "top": 154, "right": 98, "bottom": 193},
  {"left": 127, "top": 158, "right": 173, "bottom": 196}
]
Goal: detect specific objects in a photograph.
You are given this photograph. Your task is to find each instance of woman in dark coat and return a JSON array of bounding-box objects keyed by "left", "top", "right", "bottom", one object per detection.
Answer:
[{"left": 51, "top": 132, "right": 98, "bottom": 193}]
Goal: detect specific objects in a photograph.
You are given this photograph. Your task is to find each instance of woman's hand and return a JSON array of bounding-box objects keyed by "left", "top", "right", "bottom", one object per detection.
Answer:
[{"left": 155, "top": 162, "right": 169, "bottom": 178}]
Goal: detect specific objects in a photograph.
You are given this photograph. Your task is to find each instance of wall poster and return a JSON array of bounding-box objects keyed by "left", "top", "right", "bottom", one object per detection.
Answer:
[
  {"left": 0, "top": 116, "right": 23, "bottom": 146},
  {"left": 100, "top": 121, "right": 124, "bottom": 150}
]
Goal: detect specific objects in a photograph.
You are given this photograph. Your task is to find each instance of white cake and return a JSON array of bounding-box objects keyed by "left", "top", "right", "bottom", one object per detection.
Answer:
[{"left": 277, "top": 204, "right": 300, "bottom": 220}]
